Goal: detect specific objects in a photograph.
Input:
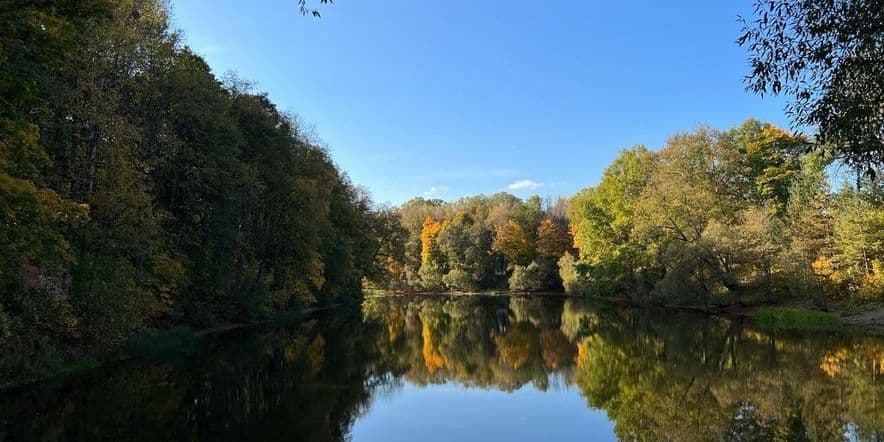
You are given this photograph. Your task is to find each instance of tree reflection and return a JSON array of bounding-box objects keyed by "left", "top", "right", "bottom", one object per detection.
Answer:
[
  {"left": 363, "top": 296, "right": 884, "bottom": 441},
  {"left": 1, "top": 296, "right": 882, "bottom": 441}
]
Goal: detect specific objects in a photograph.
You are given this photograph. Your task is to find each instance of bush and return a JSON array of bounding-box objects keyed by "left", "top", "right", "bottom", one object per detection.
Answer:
[
  {"left": 859, "top": 260, "right": 884, "bottom": 301},
  {"left": 558, "top": 253, "right": 591, "bottom": 296},
  {"left": 509, "top": 260, "right": 558, "bottom": 292},
  {"left": 509, "top": 263, "right": 541, "bottom": 292},
  {"left": 442, "top": 268, "right": 479, "bottom": 292}
]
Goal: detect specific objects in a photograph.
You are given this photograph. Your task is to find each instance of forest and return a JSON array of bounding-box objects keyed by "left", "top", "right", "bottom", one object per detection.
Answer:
[
  {"left": 371, "top": 120, "right": 884, "bottom": 311},
  {"left": 0, "top": 1, "right": 399, "bottom": 381},
  {"left": 1, "top": 0, "right": 882, "bottom": 389}
]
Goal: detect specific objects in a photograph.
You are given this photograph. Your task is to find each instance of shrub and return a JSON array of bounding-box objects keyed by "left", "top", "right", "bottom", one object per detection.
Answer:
[{"left": 558, "top": 253, "right": 591, "bottom": 296}]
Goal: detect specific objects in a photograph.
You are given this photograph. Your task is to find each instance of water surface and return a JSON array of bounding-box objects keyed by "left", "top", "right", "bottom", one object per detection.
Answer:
[{"left": 1, "top": 295, "right": 882, "bottom": 441}]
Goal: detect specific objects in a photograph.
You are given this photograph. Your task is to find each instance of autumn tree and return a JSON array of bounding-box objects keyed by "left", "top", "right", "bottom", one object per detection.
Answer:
[
  {"left": 492, "top": 220, "right": 535, "bottom": 267},
  {"left": 437, "top": 213, "right": 493, "bottom": 292},
  {"left": 419, "top": 217, "right": 447, "bottom": 289},
  {"left": 535, "top": 218, "right": 574, "bottom": 259},
  {"left": 0, "top": 0, "right": 386, "bottom": 381}
]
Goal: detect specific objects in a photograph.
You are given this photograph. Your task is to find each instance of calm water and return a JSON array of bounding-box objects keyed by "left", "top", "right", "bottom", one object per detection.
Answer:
[{"left": 1, "top": 295, "right": 883, "bottom": 441}]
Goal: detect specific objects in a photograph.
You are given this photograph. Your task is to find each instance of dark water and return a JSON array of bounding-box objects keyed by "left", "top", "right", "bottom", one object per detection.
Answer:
[{"left": 1, "top": 295, "right": 883, "bottom": 441}]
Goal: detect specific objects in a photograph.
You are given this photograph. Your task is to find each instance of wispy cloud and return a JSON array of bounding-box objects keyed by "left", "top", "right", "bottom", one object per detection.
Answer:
[
  {"left": 423, "top": 186, "right": 449, "bottom": 197},
  {"left": 507, "top": 179, "right": 543, "bottom": 191}
]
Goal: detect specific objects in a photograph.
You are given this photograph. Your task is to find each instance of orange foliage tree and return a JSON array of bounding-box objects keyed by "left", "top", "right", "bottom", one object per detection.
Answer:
[{"left": 535, "top": 218, "right": 574, "bottom": 259}]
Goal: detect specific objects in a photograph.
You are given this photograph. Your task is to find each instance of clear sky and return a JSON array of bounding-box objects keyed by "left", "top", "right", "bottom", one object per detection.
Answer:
[{"left": 170, "top": 0, "right": 791, "bottom": 205}]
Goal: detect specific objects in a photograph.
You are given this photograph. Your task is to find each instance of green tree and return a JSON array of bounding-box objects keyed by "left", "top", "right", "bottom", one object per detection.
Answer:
[
  {"left": 569, "top": 146, "right": 657, "bottom": 296},
  {"left": 739, "top": 0, "right": 884, "bottom": 171}
]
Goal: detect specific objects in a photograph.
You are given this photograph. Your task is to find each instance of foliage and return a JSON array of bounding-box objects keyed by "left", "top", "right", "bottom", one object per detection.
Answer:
[
  {"left": 379, "top": 193, "right": 571, "bottom": 293},
  {"left": 569, "top": 146, "right": 656, "bottom": 297},
  {"left": 558, "top": 252, "right": 591, "bottom": 296},
  {"left": 535, "top": 217, "right": 574, "bottom": 259},
  {"left": 560, "top": 120, "right": 883, "bottom": 307},
  {"left": 298, "top": 0, "right": 333, "bottom": 17},
  {"left": 509, "top": 260, "right": 557, "bottom": 292},
  {"left": 0, "top": 0, "right": 385, "bottom": 382},
  {"left": 492, "top": 220, "right": 535, "bottom": 267},
  {"left": 738, "top": 0, "right": 884, "bottom": 172}
]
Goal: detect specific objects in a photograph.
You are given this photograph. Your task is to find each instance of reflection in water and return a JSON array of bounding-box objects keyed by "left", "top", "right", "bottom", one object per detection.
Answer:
[{"left": 1, "top": 295, "right": 882, "bottom": 441}]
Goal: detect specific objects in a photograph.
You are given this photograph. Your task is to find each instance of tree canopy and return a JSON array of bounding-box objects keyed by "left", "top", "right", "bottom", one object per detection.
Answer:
[
  {"left": 739, "top": 0, "right": 884, "bottom": 173},
  {"left": 0, "top": 0, "right": 388, "bottom": 382}
]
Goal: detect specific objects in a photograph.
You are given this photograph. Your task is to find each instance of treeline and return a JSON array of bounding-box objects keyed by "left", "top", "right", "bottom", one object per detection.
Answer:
[
  {"left": 367, "top": 194, "right": 575, "bottom": 293},
  {"left": 0, "top": 1, "right": 390, "bottom": 379},
  {"left": 565, "top": 120, "right": 884, "bottom": 306},
  {"left": 375, "top": 120, "right": 884, "bottom": 306}
]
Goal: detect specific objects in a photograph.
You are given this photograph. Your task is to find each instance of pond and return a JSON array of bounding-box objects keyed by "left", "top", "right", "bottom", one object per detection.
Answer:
[{"left": 1, "top": 295, "right": 882, "bottom": 441}]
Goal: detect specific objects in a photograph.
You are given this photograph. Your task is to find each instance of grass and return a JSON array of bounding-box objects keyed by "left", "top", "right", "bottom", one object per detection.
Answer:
[{"left": 753, "top": 307, "right": 841, "bottom": 331}]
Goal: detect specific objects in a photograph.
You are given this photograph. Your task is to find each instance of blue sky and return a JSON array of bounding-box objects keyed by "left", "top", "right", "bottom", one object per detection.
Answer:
[{"left": 171, "top": 0, "right": 791, "bottom": 205}]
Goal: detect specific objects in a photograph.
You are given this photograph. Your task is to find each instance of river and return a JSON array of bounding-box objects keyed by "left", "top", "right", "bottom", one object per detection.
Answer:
[{"left": 1, "top": 295, "right": 882, "bottom": 441}]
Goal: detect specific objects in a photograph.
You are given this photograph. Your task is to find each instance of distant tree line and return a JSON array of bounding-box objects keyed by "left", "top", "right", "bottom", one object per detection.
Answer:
[
  {"left": 370, "top": 120, "right": 884, "bottom": 307},
  {"left": 563, "top": 120, "right": 884, "bottom": 307},
  {"left": 0, "top": 0, "right": 395, "bottom": 380},
  {"left": 366, "top": 194, "right": 574, "bottom": 293}
]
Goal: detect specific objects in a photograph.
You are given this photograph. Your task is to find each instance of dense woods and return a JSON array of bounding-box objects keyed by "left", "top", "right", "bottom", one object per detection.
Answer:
[
  {"left": 366, "top": 194, "right": 573, "bottom": 293},
  {"left": 0, "top": 0, "right": 390, "bottom": 381},
  {"left": 564, "top": 121, "right": 884, "bottom": 306},
  {"left": 372, "top": 120, "right": 884, "bottom": 309}
]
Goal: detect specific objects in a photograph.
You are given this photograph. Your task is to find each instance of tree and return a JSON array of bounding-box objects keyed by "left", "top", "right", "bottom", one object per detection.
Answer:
[
  {"left": 569, "top": 146, "right": 656, "bottom": 296},
  {"left": 783, "top": 153, "right": 835, "bottom": 305},
  {"left": 419, "top": 217, "right": 447, "bottom": 289},
  {"left": 363, "top": 207, "right": 408, "bottom": 289},
  {"left": 437, "top": 213, "right": 493, "bottom": 292},
  {"left": 700, "top": 205, "right": 786, "bottom": 302},
  {"left": 633, "top": 128, "right": 764, "bottom": 303},
  {"left": 0, "top": 0, "right": 387, "bottom": 381},
  {"left": 509, "top": 261, "right": 557, "bottom": 292},
  {"left": 726, "top": 120, "right": 805, "bottom": 210},
  {"left": 535, "top": 218, "right": 574, "bottom": 259},
  {"left": 739, "top": 0, "right": 884, "bottom": 172},
  {"left": 492, "top": 220, "right": 534, "bottom": 267},
  {"left": 558, "top": 252, "right": 590, "bottom": 296}
]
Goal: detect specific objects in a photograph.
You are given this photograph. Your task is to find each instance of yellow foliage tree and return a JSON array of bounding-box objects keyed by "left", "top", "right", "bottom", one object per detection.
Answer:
[
  {"left": 420, "top": 217, "right": 445, "bottom": 266},
  {"left": 492, "top": 220, "right": 534, "bottom": 267}
]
